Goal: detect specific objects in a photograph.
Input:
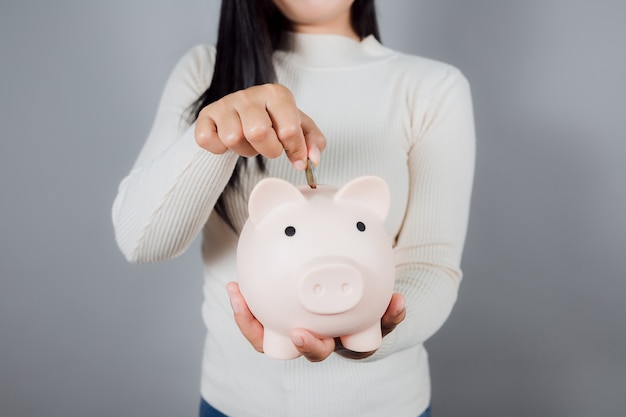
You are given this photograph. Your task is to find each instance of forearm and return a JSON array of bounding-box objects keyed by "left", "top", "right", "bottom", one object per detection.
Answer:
[
  {"left": 361, "top": 68, "right": 476, "bottom": 361},
  {"left": 393, "top": 249, "right": 461, "bottom": 348},
  {"left": 112, "top": 125, "right": 238, "bottom": 263}
]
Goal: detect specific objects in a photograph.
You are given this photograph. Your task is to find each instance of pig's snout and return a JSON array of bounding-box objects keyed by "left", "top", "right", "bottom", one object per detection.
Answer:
[{"left": 298, "top": 263, "right": 363, "bottom": 315}]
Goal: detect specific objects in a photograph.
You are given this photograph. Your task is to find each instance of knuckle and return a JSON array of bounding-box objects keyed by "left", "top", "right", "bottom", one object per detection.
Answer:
[
  {"left": 276, "top": 124, "right": 301, "bottom": 141},
  {"left": 195, "top": 130, "right": 209, "bottom": 146},
  {"left": 264, "top": 83, "right": 291, "bottom": 99},
  {"left": 195, "top": 130, "right": 216, "bottom": 150},
  {"left": 222, "top": 131, "right": 243, "bottom": 147},
  {"left": 244, "top": 123, "right": 271, "bottom": 143}
]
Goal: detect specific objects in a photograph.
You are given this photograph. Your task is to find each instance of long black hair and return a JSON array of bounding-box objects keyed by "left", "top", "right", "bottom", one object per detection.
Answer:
[{"left": 190, "top": 0, "right": 380, "bottom": 227}]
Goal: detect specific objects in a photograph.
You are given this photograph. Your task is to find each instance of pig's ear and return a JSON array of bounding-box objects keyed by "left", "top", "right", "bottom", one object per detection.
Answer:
[
  {"left": 334, "top": 176, "right": 390, "bottom": 220},
  {"left": 248, "top": 178, "right": 305, "bottom": 225}
]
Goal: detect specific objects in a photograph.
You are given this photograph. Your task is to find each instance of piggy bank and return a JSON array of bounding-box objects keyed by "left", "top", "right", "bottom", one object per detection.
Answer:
[{"left": 236, "top": 176, "right": 396, "bottom": 360}]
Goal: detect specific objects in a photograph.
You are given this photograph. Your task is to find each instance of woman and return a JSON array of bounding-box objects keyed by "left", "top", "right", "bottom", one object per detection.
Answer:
[{"left": 112, "top": 0, "right": 475, "bottom": 416}]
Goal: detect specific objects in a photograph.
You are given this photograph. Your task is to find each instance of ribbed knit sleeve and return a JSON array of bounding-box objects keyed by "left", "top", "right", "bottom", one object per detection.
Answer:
[
  {"left": 369, "top": 68, "right": 476, "bottom": 359},
  {"left": 112, "top": 45, "right": 239, "bottom": 263}
]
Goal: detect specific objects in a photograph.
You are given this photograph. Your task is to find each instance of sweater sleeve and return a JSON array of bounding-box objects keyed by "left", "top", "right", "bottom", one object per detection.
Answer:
[
  {"left": 368, "top": 67, "right": 476, "bottom": 359},
  {"left": 112, "top": 45, "right": 239, "bottom": 263}
]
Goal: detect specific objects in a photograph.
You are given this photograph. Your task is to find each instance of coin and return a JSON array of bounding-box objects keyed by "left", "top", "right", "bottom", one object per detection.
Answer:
[{"left": 305, "top": 159, "right": 317, "bottom": 189}]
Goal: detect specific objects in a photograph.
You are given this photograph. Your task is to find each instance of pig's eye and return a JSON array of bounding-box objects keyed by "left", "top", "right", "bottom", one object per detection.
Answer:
[
  {"left": 284, "top": 226, "right": 296, "bottom": 237},
  {"left": 356, "top": 221, "right": 366, "bottom": 232}
]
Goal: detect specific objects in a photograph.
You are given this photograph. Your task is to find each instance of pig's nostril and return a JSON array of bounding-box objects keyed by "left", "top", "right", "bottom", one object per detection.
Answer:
[{"left": 299, "top": 266, "right": 363, "bottom": 314}]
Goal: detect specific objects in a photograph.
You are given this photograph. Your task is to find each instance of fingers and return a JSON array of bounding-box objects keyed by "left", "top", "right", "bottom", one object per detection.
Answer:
[
  {"left": 334, "top": 338, "right": 376, "bottom": 360},
  {"left": 335, "top": 293, "right": 406, "bottom": 360},
  {"left": 226, "top": 282, "right": 265, "bottom": 353},
  {"left": 237, "top": 102, "right": 282, "bottom": 159},
  {"left": 290, "top": 329, "right": 336, "bottom": 362},
  {"left": 226, "top": 281, "right": 336, "bottom": 361},
  {"left": 299, "top": 110, "right": 326, "bottom": 167},
  {"left": 194, "top": 84, "right": 325, "bottom": 169},
  {"left": 381, "top": 293, "right": 406, "bottom": 337},
  {"left": 226, "top": 284, "right": 406, "bottom": 361},
  {"left": 194, "top": 109, "right": 227, "bottom": 154},
  {"left": 263, "top": 87, "right": 308, "bottom": 169},
  {"left": 196, "top": 101, "right": 259, "bottom": 157}
]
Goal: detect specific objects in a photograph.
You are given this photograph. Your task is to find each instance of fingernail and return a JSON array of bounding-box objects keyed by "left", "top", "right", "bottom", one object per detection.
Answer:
[
  {"left": 395, "top": 303, "right": 405, "bottom": 316},
  {"left": 291, "top": 334, "right": 304, "bottom": 347},
  {"left": 226, "top": 284, "right": 235, "bottom": 296},
  {"left": 308, "top": 146, "right": 320, "bottom": 166},
  {"left": 293, "top": 159, "right": 307, "bottom": 170},
  {"left": 230, "top": 299, "right": 242, "bottom": 314}
]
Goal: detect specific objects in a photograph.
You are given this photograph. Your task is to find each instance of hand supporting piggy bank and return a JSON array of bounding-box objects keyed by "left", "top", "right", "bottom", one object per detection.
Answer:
[{"left": 236, "top": 176, "right": 396, "bottom": 360}]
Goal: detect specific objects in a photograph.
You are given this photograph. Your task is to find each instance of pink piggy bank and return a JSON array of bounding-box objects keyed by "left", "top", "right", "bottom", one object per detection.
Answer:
[{"left": 236, "top": 175, "right": 395, "bottom": 360}]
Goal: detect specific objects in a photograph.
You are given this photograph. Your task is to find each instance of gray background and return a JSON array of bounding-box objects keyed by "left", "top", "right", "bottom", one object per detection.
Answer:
[{"left": 1, "top": 0, "right": 624, "bottom": 416}]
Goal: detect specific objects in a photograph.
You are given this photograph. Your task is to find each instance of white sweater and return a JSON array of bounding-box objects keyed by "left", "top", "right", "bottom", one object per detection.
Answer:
[{"left": 113, "top": 33, "right": 475, "bottom": 417}]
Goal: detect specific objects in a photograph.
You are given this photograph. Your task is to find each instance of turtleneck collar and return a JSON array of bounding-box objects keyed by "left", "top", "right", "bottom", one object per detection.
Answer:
[{"left": 275, "top": 31, "right": 393, "bottom": 68}]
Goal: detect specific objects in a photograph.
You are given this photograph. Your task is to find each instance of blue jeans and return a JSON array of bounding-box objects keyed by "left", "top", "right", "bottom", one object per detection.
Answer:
[
  {"left": 199, "top": 399, "right": 228, "bottom": 417},
  {"left": 200, "top": 398, "right": 431, "bottom": 417}
]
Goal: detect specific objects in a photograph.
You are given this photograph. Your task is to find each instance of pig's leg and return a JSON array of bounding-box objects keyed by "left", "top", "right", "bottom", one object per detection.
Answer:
[
  {"left": 339, "top": 323, "right": 382, "bottom": 352},
  {"left": 263, "top": 328, "right": 301, "bottom": 360}
]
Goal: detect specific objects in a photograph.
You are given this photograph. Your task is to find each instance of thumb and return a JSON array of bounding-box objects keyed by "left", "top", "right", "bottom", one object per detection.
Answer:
[{"left": 299, "top": 110, "right": 326, "bottom": 167}]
